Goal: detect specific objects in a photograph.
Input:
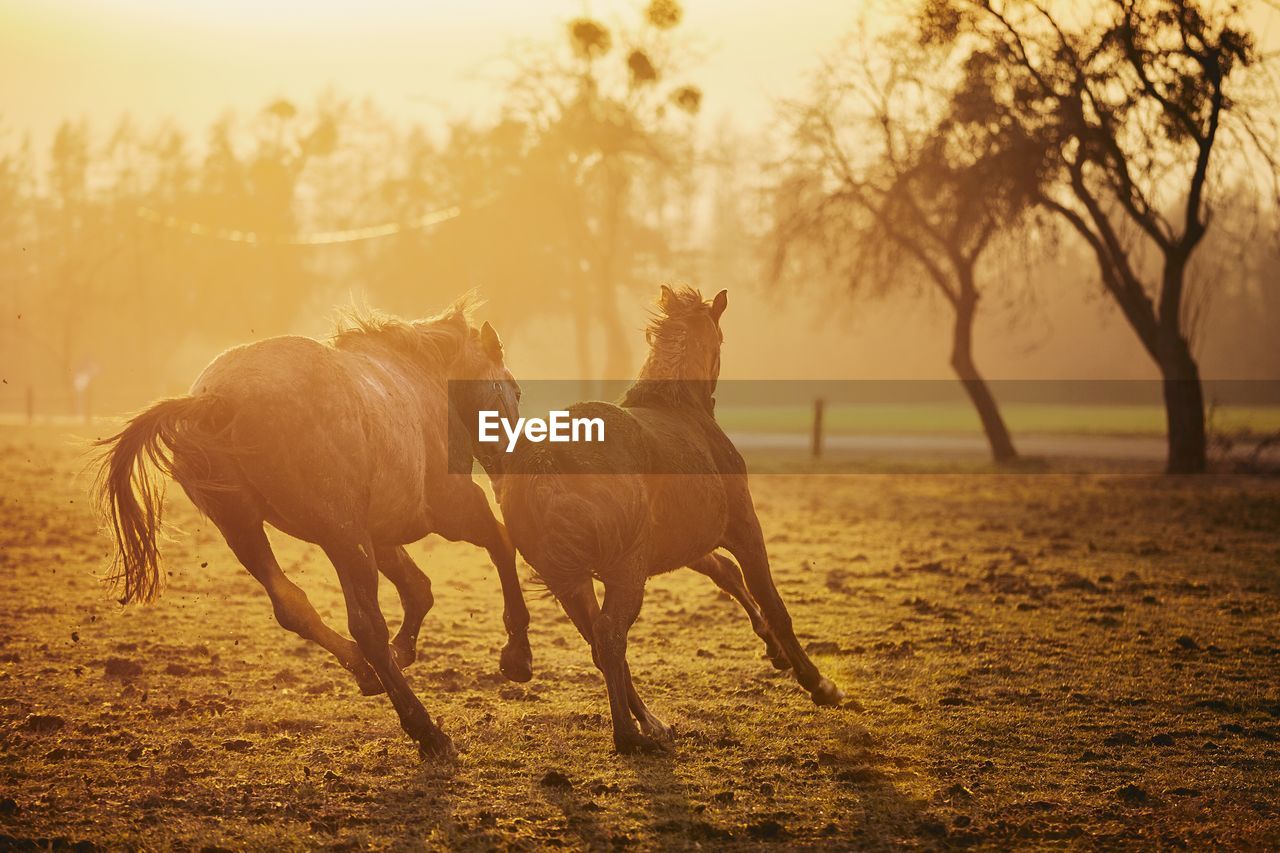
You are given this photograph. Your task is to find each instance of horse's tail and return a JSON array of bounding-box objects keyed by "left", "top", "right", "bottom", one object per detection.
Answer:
[
  {"left": 510, "top": 463, "right": 647, "bottom": 595},
  {"left": 93, "top": 395, "right": 229, "bottom": 604}
]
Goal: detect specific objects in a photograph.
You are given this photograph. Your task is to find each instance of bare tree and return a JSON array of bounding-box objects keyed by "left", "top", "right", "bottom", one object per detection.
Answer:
[
  {"left": 772, "top": 35, "right": 1031, "bottom": 464},
  {"left": 918, "top": 0, "right": 1277, "bottom": 472}
]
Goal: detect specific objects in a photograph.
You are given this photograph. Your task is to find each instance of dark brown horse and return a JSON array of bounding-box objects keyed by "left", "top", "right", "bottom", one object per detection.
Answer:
[
  {"left": 96, "top": 297, "right": 528, "bottom": 757},
  {"left": 497, "top": 286, "right": 844, "bottom": 754}
]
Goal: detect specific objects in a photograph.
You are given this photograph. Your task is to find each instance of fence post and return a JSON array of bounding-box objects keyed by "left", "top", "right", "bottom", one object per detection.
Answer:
[{"left": 812, "top": 397, "right": 825, "bottom": 459}]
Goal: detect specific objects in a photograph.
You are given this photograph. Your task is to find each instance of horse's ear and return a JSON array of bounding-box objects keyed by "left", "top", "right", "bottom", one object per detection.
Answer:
[
  {"left": 710, "top": 289, "right": 728, "bottom": 322},
  {"left": 480, "top": 320, "right": 504, "bottom": 363},
  {"left": 658, "top": 284, "right": 678, "bottom": 312}
]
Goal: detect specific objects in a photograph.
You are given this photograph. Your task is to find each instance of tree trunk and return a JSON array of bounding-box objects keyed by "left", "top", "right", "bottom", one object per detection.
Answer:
[
  {"left": 597, "top": 285, "right": 632, "bottom": 380},
  {"left": 1039, "top": 173, "right": 1213, "bottom": 476},
  {"left": 596, "top": 160, "right": 631, "bottom": 381},
  {"left": 1157, "top": 333, "right": 1207, "bottom": 474},
  {"left": 571, "top": 280, "right": 594, "bottom": 399},
  {"left": 951, "top": 293, "right": 1019, "bottom": 465}
]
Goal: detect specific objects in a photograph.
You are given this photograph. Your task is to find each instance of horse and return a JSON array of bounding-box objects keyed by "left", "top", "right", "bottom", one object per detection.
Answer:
[
  {"left": 496, "top": 285, "right": 844, "bottom": 754},
  {"left": 95, "top": 296, "right": 528, "bottom": 758}
]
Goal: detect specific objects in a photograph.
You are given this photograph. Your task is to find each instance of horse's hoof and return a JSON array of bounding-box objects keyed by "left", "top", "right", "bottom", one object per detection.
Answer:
[
  {"left": 614, "top": 730, "right": 667, "bottom": 755},
  {"left": 810, "top": 677, "right": 845, "bottom": 707},
  {"left": 351, "top": 666, "right": 386, "bottom": 697},
  {"left": 391, "top": 641, "right": 417, "bottom": 670},
  {"left": 417, "top": 730, "right": 458, "bottom": 761},
  {"left": 500, "top": 640, "right": 533, "bottom": 683},
  {"left": 639, "top": 714, "right": 674, "bottom": 742}
]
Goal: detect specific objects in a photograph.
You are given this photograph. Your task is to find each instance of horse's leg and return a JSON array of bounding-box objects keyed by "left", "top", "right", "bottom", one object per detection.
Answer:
[
  {"left": 594, "top": 569, "right": 664, "bottom": 754},
  {"left": 375, "top": 545, "right": 433, "bottom": 669},
  {"left": 722, "top": 515, "right": 845, "bottom": 707},
  {"left": 433, "top": 483, "right": 532, "bottom": 683},
  {"left": 215, "top": 515, "right": 383, "bottom": 696},
  {"left": 620, "top": 657, "right": 671, "bottom": 742},
  {"left": 324, "top": 536, "right": 454, "bottom": 758},
  {"left": 557, "top": 581, "right": 672, "bottom": 742},
  {"left": 687, "top": 552, "right": 789, "bottom": 670},
  {"left": 555, "top": 581, "right": 603, "bottom": 667}
]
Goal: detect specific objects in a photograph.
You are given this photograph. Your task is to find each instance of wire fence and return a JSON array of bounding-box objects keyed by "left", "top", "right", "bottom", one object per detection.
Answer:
[{"left": 134, "top": 203, "right": 462, "bottom": 245}]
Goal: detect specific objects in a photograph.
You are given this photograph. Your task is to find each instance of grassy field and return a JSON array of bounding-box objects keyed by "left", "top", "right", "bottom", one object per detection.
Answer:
[
  {"left": 715, "top": 403, "right": 1280, "bottom": 438},
  {"left": 1, "top": 424, "right": 1279, "bottom": 849}
]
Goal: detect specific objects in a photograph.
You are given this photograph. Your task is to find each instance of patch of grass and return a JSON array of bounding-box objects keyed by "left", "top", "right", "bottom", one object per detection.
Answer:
[
  {"left": 0, "top": 425, "right": 1278, "bottom": 848},
  {"left": 717, "top": 402, "right": 1280, "bottom": 437}
]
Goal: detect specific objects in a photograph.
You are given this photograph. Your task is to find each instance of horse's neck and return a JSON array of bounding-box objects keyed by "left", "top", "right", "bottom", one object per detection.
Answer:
[
  {"left": 635, "top": 349, "right": 681, "bottom": 383},
  {"left": 623, "top": 356, "right": 714, "bottom": 413}
]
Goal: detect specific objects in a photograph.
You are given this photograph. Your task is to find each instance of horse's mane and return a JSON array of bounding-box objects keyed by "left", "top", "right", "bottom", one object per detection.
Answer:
[
  {"left": 330, "top": 292, "right": 482, "bottom": 367},
  {"left": 621, "top": 286, "right": 716, "bottom": 411}
]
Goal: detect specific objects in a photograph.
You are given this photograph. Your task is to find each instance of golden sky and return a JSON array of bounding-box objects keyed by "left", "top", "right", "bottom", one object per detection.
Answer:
[
  {"left": 2, "top": 0, "right": 1275, "bottom": 385},
  {"left": 1, "top": 0, "right": 876, "bottom": 142}
]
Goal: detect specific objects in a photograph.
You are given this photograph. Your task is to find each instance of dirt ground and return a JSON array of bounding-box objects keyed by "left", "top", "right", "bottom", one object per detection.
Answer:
[{"left": 1, "top": 424, "right": 1278, "bottom": 850}]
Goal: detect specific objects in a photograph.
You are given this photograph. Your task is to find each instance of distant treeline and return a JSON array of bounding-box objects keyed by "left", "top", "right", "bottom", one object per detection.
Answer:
[
  {"left": 1, "top": 0, "right": 1278, "bottom": 473},
  {"left": 0, "top": 1, "right": 709, "bottom": 414}
]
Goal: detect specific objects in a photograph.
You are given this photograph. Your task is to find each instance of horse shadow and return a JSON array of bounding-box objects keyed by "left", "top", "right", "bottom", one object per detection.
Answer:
[
  {"left": 341, "top": 758, "right": 463, "bottom": 847},
  {"left": 534, "top": 726, "right": 937, "bottom": 847},
  {"left": 534, "top": 750, "right": 703, "bottom": 847}
]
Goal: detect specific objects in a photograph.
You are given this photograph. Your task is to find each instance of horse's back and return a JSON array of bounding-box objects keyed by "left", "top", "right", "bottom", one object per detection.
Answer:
[{"left": 182, "top": 336, "right": 437, "bottom": 543}]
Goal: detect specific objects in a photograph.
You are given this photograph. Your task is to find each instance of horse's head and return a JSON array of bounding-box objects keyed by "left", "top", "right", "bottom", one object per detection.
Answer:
[
  {"left": 631, "top": 285, "right": 728, "bottom": 411},
  {"left": 651, "top": 284, "right": 728, "bottom": 379},
  {"left": 452, "top": 320, "right": 521, "bottom": 428}
]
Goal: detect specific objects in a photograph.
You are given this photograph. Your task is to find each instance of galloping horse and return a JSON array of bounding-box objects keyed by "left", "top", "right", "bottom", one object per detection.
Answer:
[
  {"left": 497, "top": 286, "right": 844, "bottom": 754},
  {"left": 96, "top": 297, "right": 528, "bottom": 757}
]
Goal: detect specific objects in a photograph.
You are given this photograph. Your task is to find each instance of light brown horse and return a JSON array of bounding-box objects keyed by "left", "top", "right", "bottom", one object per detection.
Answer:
[
  {"left": 497, "top": 286, "right": 844, "bottom": 754},
  {"left": 96, "top": 297, "right": 528, "bottom": 758}
]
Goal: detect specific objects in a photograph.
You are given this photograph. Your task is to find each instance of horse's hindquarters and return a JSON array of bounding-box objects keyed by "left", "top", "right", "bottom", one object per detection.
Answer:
[{"left": 187, "top": 337, "right": 439, "bottom": 544}]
